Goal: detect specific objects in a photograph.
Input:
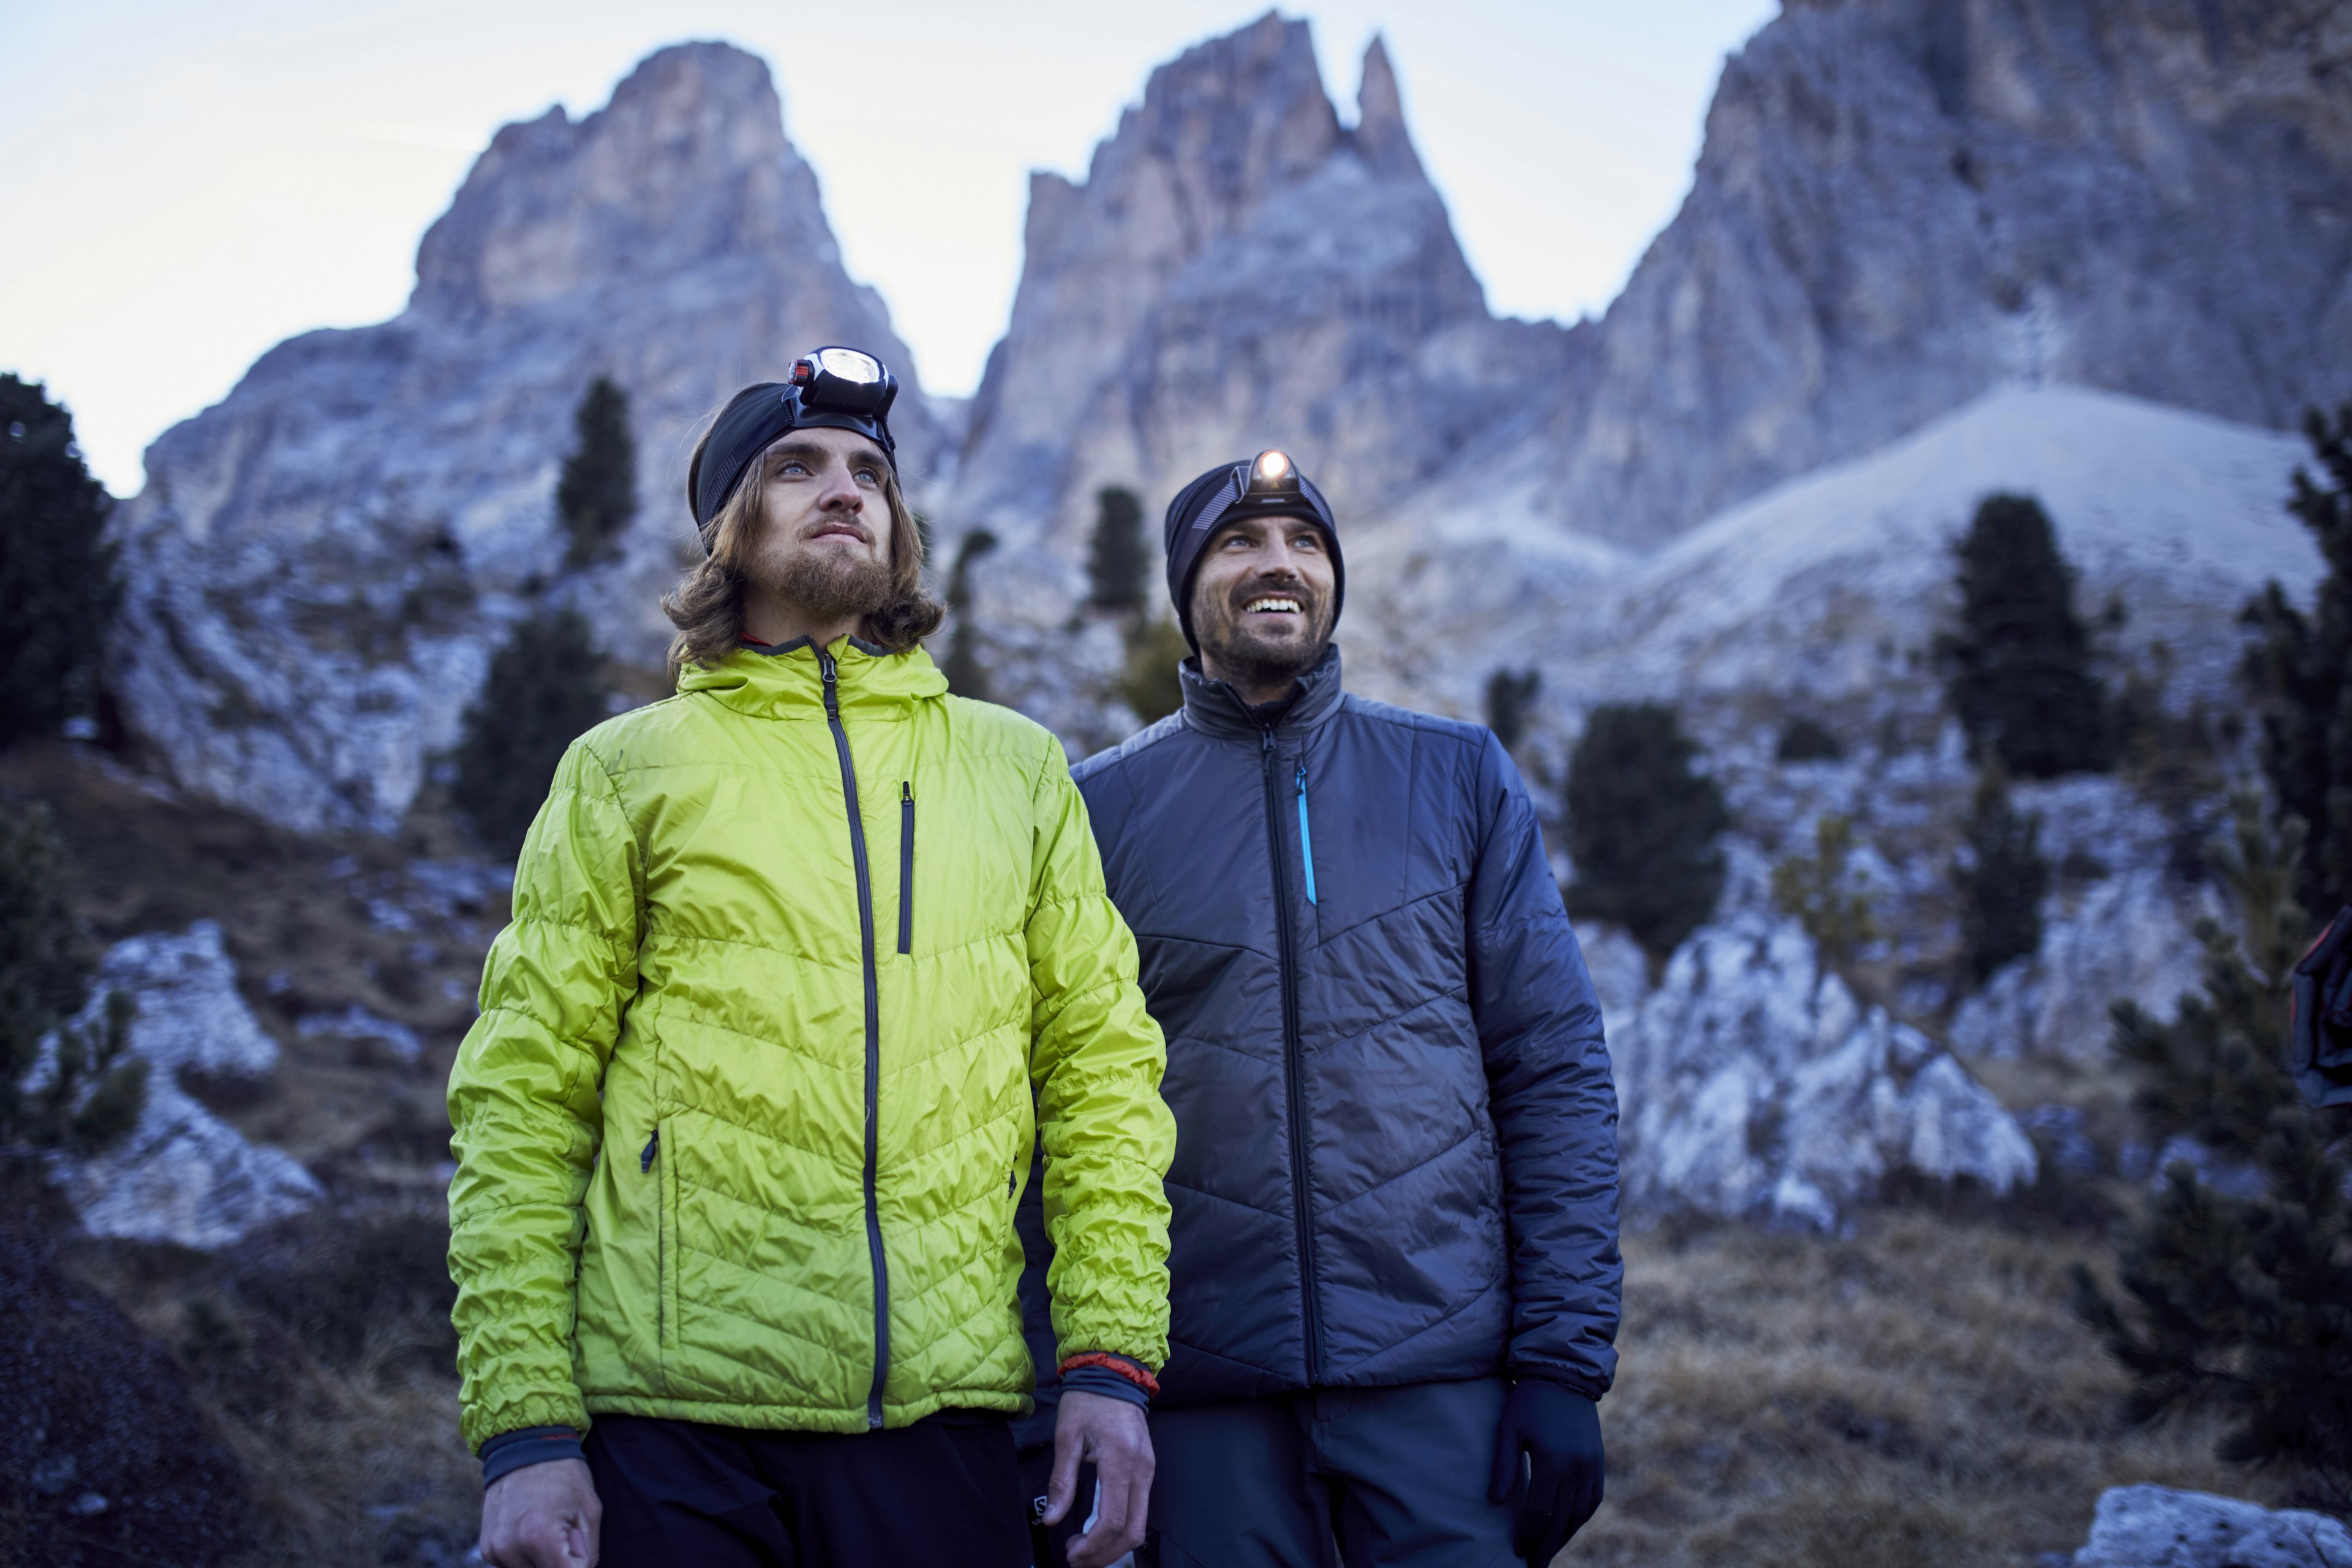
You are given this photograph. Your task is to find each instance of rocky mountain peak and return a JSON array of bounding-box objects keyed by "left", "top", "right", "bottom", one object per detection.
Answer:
[
  {"left": 111, "top": 41, "right": 938, "bottom": 833},
  {"left": 951, "top": 13, "right": 1517, "bottom": 556},
  {"left": 1351, "top": 35, "right": 1425, "bottom": 184},
  {"left": 410, "top": 42, "right": 836, "bottom": 325}
]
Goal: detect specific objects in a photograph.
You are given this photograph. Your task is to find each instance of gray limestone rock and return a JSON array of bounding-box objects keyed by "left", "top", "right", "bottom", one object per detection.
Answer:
[
  {"left": 45, "top": 924, "right": 319, "bottom": 1250},
  {"left": 1950, "top": 869, "right": 2222, "bottom": 1063},
  {"left": 1596, "top": 897, "right": 2038, "bottom": 1226},
  {"left": 948, "top": 15, "right": 1569, "bottom": 558},
  {"left": 112, "top": 42, "right": 945, "bottom": 832},
  {"left": 1512, "top": 0, "right": 2352, "bottom": 550},
  {"left": 2072, "top": 1485, "right": 2352, "bottom": 1568}
]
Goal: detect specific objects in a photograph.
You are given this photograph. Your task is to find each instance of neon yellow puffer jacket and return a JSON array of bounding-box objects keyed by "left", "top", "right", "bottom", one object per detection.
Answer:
[{"left": 446, "top": 639, "right": 1174, "bottom": 1450}]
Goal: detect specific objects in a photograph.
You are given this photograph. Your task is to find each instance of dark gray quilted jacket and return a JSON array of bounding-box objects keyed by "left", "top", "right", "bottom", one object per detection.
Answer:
[{"left": 1023, "top": 646, "right": 1619, "bottom": 1416}]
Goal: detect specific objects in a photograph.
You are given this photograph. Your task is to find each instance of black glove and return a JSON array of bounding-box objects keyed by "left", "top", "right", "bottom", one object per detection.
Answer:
[{"left": 1487, "top": 1378, "right": 1604, "bottom": 1565}]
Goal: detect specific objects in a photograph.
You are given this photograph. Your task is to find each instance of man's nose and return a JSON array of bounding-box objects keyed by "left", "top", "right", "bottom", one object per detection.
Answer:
[{"left": 816, "top": 467, "right": 864, "bottom": 511}]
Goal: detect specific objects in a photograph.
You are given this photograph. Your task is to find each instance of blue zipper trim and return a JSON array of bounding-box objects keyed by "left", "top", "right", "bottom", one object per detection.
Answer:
[{"left": 1295, "top": 761, "right": 1317, "bottom": 906}]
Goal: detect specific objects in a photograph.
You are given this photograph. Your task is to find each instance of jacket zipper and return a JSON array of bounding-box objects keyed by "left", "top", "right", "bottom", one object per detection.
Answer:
[
  {"left": 898, "top": 782, "right": 915, "bottom": 956},
  {"left": 1262, "top": 728, "right": 1324, "bottom": 1381},
  {"left": 1295, "top": 761, "right": 1317, "bottom": 906},
  {"left": 821, "top": 647, "right": 892, "bottom": 1430},
  {"left": 641, "top": 1128, "right": 664, "bottom": 1352}
]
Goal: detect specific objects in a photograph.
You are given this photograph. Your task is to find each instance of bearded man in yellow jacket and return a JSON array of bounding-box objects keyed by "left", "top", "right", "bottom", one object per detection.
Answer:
[{"left": 447, "top": 348, "right": 1174, "bottom": 1568}]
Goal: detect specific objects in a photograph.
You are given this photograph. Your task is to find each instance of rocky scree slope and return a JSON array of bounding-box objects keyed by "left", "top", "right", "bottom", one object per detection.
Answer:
[{"left": 111, "top": 42, "right": 947, "bottom": 833}]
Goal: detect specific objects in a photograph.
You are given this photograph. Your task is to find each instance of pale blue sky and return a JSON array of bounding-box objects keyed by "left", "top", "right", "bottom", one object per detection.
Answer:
[{"left": 0, "top": 1, "right": 1778, "bottom": 492}]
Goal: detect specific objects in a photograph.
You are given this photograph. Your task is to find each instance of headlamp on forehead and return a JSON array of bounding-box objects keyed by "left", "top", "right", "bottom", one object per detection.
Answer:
[
  {"left": 788, "top": 346, "right": 894, "bottom": 415},
  {"left": 1188, "top": 448, "right": 1334, "bottom": 541},
  {"left": 689, "top": 346, "right": 902, "bottom": 544}
]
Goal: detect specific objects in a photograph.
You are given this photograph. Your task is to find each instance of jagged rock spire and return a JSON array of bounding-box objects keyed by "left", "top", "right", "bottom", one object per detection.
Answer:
[{"left": 1352, "top": 36, "right": 1424, "bottom": 183}]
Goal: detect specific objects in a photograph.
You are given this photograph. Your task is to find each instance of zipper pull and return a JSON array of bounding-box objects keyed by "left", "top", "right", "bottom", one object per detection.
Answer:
[
  {"left": 1296, "top": 761, "right": 1317, "bottom": 906},
  {"left": 640, "top": 1129, "right": 659, "bottom": 1174},
  {"left": 819, "top": 648, "right": 840, "bottom": 718},
  {"left": 902, "top": 780, "right": 913, "bottom": 806}
]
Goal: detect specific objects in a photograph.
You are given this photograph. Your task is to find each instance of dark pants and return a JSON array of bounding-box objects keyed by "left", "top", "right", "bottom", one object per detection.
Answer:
[
  {"left": 586, "top": 1411, "right": 1030, "bottom": 1568},
  {"left": 1145, "top": 1379, "right": 1517, "bottom": 1568}
]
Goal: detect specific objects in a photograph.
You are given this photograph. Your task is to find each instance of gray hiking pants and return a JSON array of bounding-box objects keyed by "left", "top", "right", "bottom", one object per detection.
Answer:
[{"left": 1144, "top": 1379, "right": 1519, "bottom": 1568}]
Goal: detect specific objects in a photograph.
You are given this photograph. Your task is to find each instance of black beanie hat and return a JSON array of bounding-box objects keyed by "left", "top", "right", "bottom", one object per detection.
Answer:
[{"left": 1163, "top": 454, "right": 1344, "bottom": 652}]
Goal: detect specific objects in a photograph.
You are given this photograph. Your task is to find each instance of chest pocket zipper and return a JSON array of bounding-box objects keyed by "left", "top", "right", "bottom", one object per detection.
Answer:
[
  {"left": 1296, "top": 762, "right": 1317, "bottom": 906},
  {"left": 899, "top": 782, "right": 915, "bottom": 955}
]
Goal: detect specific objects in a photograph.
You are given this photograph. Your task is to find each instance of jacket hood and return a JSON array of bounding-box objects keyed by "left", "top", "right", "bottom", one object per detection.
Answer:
[
  {"left": 676, "top": 636, "right": 949, "bottom": 720},
  {"left": 1177, "top": 643, "right": 1345, "bottom": 743}
]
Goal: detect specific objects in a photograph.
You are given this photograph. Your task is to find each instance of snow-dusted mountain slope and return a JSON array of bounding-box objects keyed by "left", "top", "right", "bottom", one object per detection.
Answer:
[{"left": 1347, "top": 385, "right": 2323, "bottom": 716}]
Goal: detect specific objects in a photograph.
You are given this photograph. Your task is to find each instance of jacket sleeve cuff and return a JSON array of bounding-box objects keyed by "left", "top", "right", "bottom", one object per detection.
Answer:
[
  {"left": 480, "top": 1426, "right": 586, "bottom": 1487},
  {"left": 1510, "top": 1361, "right": 1608, "bottom": 1400},
  {"left": 1058, "top": 1365, "right": 1151, "bottom": 1411}
]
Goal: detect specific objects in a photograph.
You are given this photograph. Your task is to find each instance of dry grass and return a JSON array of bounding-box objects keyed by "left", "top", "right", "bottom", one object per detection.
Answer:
[{"left": 1569, "top": 1212, "right": 2282, "bottom": 1567}]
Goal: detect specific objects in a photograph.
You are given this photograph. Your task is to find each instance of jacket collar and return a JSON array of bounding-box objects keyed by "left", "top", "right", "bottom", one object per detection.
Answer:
[
  {"left": 1178, "top": 643, "right": 1344, "bottom": 744},
  {"left": 676, "top": 636, "right": 948, "bottom": 720}
]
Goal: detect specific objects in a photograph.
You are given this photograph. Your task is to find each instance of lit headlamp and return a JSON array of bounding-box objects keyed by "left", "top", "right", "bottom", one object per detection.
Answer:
[
  {"left": 787, "top": 346, "right": 895, "bottom": 419},
  {"left": 688, "top": 347, "right": 902, "bottom": 544},
  {"left": 1186, "top": 449, "right": 1335, "bottom": 540}
]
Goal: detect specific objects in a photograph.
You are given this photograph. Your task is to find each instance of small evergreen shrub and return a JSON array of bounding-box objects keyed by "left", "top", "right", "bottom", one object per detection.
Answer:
[
  {"left": 940, "top": 529, "right": 999, "bottom": 701},
  {"left": 1484, "top": 668, "right": 1542, "bottom": 754},
  {"left": 1954, "top": 766, "right": 2049, "bottom": 984},
  {"left": 1115, "top": 615, "right": 1191, "bottom": 727},
  {"left": 1775, "top": 715, "right": 1844, "bottom": 763},
  {"left": 453, "top": 611, "right": 612, "bottom": 858},
  {"left": 1086, "top": 486, "right": 1148, "bottom": 614},
  {"left": 0, "top": 805, "right": 144, "bottom": 1155},
  {"left": 2074, "top": 798, "right": 2350, "bottom": 1504},
  {"left": 1771, "top": 813, "right": 1877, "bottom": 976},
  {"left": 555, "top": 376, "right": 637, "bottom": 567},
  {"left": 0, "top": 375, "right": 123, "bottom": 745},
  {"left": 1938, "top": 492, "right": 2111, "bottom": 778},
  {"left": 2242, "top": 401, "right": 2352, "bottom": 919},
  {"left": 1564, "top": 703, "right": 1728, "bottom": 965}
]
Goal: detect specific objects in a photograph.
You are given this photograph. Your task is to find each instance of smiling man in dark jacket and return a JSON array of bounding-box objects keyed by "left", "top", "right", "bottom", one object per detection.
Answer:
[{"left": 1039, "top": 451, "right": 1621, "bottom": 1566}]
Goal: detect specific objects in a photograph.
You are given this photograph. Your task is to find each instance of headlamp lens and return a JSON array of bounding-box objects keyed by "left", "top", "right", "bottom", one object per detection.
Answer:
[
  {"left": 812, "top": 347, "right": 883, "bottom": 384},
  {"left": 1256, "top": 450, "right": 1291, "bottom": 483}
]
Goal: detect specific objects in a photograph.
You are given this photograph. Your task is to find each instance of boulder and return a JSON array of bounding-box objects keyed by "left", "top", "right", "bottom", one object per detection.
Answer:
[
  {"left": 1602, "top": 910, "right": 2037, "bottom": 1226},
  {"left": 48, "top": 924, "right": 320, "bottom": 1250},
  {"left": 1951, "top": 868, "right": 2220, "bottom": 1063},
  {"left": 90, "top": 920, "right": 281, "bottom": 1079},
  {"left": 2072, "top": 1485, "right": 2352, "bottom": 1568}
]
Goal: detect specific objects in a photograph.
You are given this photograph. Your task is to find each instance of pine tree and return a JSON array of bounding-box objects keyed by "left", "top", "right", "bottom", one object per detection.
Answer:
[
  {"left": 2242, "top": 402, "right": 2352, "bottom": 920},
  {"left": 1086, "top": 486, "right": 1148, "bottom": 614},
  {"left": 1484, "top": 668, "right": 1542, "bottom": 754},
  {"left": 453, "top": 611, "right": 612, "bottom": 858},
  {"left": 556, "top": 377, "right": 637, "bottom": 568},
  {"left": 940, "top": 530, "right": 998, "bottom": 701},
  {"left": 1564, "top": 703, "right": 1728, "bottom": 967},
  {"left": 2074, "top": 797, "right": 2351, "bottom": 1504},
  {"left": 0, "top": 375, "right": 123, "bottom": 746},
  {"left": 1939, "top": 492, "right": 2111, "bottom": 778},
  {"left": 1954, "top": 765, "right": 2049, "bottom": 984},
  {"left": 0, "top": 805, "right": 145, "bottom": 1156}
]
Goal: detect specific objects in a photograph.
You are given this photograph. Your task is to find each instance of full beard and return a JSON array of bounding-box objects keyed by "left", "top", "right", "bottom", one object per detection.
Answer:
[
  {"left": 1198, "top": 586, "right": 1333, "bottom": 692},
  {"left": 745, "top": 541, "right": 893, "bottom": 625}
]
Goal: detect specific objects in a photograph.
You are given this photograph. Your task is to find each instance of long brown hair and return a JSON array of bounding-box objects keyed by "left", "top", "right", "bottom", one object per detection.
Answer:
[{"left": 663, "top": 435, "right": 943, "bottom": 685}]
